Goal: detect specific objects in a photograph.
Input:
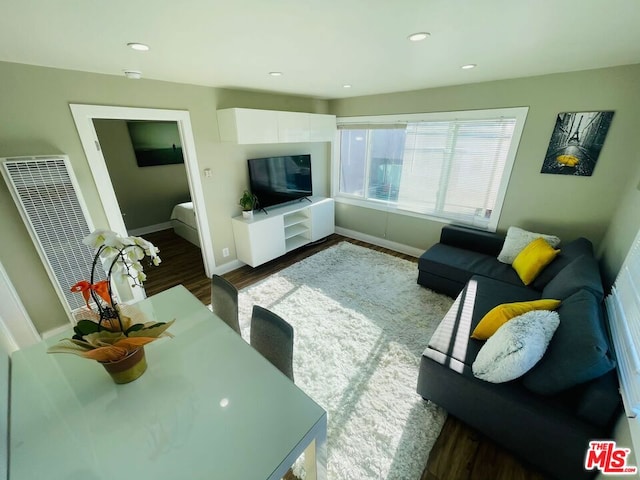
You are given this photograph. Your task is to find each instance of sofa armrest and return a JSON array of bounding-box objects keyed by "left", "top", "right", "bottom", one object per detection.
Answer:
[
  {"left": 576, "top": 370, "right": 621, "bottom": 428},
  {"left": 440, "top": 225, "right": 505, "bottom": 256}
]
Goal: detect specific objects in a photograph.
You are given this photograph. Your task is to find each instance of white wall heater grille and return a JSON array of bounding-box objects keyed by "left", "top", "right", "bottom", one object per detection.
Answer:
[{"left": 1, "top": 155, "right": 103, "bottom": 317}]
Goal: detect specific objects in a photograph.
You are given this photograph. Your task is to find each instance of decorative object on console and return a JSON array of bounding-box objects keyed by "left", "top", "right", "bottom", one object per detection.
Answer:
[
  {"left": 239, "top": 189, "right": 257, "bottom": 219},
  {"left": 541, "top": 111, "right": 614, "bottom": 176},
  {"left": 47, "top": 230, "right": 174, "bottom": 384}
]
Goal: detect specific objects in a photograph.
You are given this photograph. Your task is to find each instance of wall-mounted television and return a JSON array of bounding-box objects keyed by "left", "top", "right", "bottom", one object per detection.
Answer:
[
  {"left": 248, "top": 154, "right": 312, "bottom": 209},
  {"left": 126, "top": 120, "right": 185, "bottom": 167}
]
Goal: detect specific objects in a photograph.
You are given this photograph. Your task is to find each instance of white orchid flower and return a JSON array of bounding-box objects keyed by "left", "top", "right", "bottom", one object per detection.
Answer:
[
  {"left": 99, "top": 246, "right": 121, "bottom": 266},
  {"left": 83, "top": 230, "right": 161, "bottom": 292},
  {"left": 83, "top": 229, "right": 118, "bottom": 249},
  {"left": 125, "top": 247, "right": 145, "bottom": 263}
]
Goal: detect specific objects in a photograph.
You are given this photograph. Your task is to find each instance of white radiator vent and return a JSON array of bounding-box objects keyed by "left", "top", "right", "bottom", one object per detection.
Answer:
[{"left": 1, "top": 156, "right": 102, "bottom": 316}]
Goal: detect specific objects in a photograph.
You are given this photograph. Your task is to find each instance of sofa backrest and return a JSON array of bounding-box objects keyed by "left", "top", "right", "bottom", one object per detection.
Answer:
[
  {"left": 541, "top": 254, "right": 605, "bottom": 301},
  {"left": 440, "top": 225, "right": 504, "bottom": 256},
  {"left": 531, "top": 237, "right": 594, "bottom": 290}
]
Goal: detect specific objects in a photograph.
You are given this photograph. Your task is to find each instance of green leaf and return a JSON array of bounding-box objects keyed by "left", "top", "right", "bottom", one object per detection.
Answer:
[
  {"left": 74, "top": 319, "right": 101, "bottom": 335},
  {"left": 128, "top": 319, "right": 175, "bottom": 339},
  {"left": 125, "top": 323, "right": 145, "bottom": 335}
]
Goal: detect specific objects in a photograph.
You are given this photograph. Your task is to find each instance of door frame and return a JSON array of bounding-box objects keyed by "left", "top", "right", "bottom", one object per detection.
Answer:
[
  {"left": 0, "top": 260, "right": 40, "bottom": 352},
  {"left": 70, "top": 105, "right": 216, "bottom": 296}
]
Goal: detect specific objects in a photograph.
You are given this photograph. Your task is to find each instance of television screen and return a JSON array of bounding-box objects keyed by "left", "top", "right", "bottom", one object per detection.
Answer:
[
  {"left": 126, "top": 120, "right": 185, "bottom": 167},
  {"left": 248, "top": 154, "right": 312, "bottom": 209}
]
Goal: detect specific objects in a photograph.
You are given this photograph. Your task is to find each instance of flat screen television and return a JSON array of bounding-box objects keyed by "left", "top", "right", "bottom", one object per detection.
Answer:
[{"left": 247, "top": 154, "right": 312, "bottom": 209}]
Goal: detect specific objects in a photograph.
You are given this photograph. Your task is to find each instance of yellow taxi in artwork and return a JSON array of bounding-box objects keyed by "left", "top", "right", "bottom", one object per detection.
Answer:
[{"left": 556, "top": 154, "right": 579, "bottom": 167}]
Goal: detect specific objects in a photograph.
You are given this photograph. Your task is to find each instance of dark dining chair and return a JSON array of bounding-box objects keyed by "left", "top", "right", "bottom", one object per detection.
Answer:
[
  {"left": 250, "top": 305, "right": 294, "bottom": 382},
  {"left": 211, "top": 274, "right": 241, "bottom": 334}
]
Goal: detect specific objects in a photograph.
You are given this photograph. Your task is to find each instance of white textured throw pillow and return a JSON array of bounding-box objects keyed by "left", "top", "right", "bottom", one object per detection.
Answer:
[
  {"left": 497, "top": 226, "right": 561, "bottom": 264},
  {"left": 472, "top": 310, "right": 560, "bottom": 383}
]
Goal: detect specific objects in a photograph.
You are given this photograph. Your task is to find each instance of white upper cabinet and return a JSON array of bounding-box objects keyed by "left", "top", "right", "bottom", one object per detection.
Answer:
[
  {"left": 217, "top": 108, "right": 279, "bottom": 144},
  {"left": 277, "top": 111, "right": 310, "bottom": 142},
  {"left": 217, "top": 108, "right": 336, "bottom": 144}
]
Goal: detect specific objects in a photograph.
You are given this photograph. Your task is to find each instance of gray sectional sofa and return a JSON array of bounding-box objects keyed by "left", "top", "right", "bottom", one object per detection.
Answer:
[{"left": 416, "top": 225, "right": 620, "bottom": 480}]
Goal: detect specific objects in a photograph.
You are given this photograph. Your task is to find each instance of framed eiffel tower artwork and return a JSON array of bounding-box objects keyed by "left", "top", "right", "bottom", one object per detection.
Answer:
[{"left": 541, "top": 111, "right": 614, "bottom": 176}]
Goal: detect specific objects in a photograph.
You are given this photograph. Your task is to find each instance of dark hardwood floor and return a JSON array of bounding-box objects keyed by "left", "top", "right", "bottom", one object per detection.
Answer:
[{"left": 142, "top": 229, "right": 548, "bottom": 480}]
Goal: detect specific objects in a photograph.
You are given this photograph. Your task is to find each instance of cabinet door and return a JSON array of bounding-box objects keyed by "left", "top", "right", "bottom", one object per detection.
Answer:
[
  {"left": 277, "top": 111, "right": 310, "bottom": 142},
  {"left": 218, "top": 108, "right": 279, "bottom": 144},
  {"left": 233, "top": 215, "right": 286, "bottom": 267},
  {"left": 308, "top": 114, "right": 336, "bottom": 142},
  {"left": 310, "top": 199, "right": 335, "bottom": 241}
]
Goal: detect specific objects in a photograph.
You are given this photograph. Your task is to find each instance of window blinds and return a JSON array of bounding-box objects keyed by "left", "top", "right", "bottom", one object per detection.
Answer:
[{"left": 606, "top": 227, "right": 640, "bottom": 417}]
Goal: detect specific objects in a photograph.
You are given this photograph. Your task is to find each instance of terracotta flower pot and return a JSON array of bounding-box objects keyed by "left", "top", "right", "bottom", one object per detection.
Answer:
[{"left": 100, "top": 347, "right": 147, "bottom": 384}]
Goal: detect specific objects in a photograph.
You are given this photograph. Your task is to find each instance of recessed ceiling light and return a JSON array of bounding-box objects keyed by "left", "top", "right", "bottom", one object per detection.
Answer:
[
  {"left": 408, "top": 32, "right": 430, "bottom": 42},
  {"left": 461, "top": 64, "right": 477, "bottom": 70},
  {"left": 127, "top": 42, "right": 150, "bottom": 52},
  {"left": 269, "top": 71, "right": 283, "bottom": 77},
  {"left": 343, "top": 84, "right": 352, "bottom": 89}
]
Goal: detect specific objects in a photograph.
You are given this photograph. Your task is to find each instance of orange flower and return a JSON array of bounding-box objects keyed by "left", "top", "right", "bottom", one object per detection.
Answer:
[{"left": 70, "top": 280, "right": 112, "bottom": 310}]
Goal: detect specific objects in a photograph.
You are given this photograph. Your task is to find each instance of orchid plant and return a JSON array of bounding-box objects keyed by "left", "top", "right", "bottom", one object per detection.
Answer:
[{"left": 47, "top": 230, "right": 174, "bottom": 363}]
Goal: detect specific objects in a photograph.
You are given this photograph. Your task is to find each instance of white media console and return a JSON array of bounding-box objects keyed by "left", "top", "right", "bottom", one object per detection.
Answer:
[{"left": 231, "top": 197, "right": 335, "bottom": 267}]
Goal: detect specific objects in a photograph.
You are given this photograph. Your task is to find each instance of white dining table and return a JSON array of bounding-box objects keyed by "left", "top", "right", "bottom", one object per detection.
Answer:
[{"left": 9, "top": 284, "right": 327, "bottom": 480}]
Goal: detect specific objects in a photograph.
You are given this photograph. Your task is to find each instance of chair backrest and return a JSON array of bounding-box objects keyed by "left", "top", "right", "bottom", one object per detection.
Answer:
[
  {"left": 211, "top": 274, "right": 240, "bottom": 334},
  {"left": 250, "top": 305, "right": 294, "bottom": 381}
]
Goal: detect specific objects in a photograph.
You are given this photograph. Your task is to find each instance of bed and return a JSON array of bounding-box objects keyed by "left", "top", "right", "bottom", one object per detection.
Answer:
[{"left": 170, "top": 201, "right": 201, "bottom": 247}]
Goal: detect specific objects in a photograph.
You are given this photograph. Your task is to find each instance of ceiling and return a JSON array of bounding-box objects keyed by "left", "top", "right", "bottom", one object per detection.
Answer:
[{"left": 1, "top": 0, "right": 639, "bottom": 100}]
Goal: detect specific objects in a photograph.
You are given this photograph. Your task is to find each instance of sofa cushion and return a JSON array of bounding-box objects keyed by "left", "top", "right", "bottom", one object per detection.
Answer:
[
  {"left": 471, "top": 298, "right": 562, "bottom": 340},
  {"left": 419, "top": 244, "right": 523, "bottom": 288},
  {"left": 522, "top": 289, "right": 616, "bottom": 395},
  {"left": 531, "top": 237, "right": 594, "bottom": 290},
  {"left": 427, "top": 276, "right": 540, "bottom": 368},
  {"left": 472, "top": 310, "right": 560, "bottom": 383},
  {"left": 541, "top": 254, "right": 604, "bottom": 301},
  {"left": 512, "top": 238, "right": 560, "bottom": 285},
  {"left": 497, "top": 226, "right": 561, "bottom": 264}
]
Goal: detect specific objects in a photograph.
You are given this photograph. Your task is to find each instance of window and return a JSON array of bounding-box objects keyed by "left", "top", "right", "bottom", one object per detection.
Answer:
[
  {"left": 335, "top": 108, "right": 528, "bottom": 230},
  {"left": 606, "top": 227, "right": 640, "bottom": 452}
]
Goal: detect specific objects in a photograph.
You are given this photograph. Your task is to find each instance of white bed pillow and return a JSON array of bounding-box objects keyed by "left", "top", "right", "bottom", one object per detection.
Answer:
[
  {"left": 472, "top": 310, "right": 560, "bottom": 383},
  {"left": 497, "top": 226, "right": 561, "bottom": 264}
]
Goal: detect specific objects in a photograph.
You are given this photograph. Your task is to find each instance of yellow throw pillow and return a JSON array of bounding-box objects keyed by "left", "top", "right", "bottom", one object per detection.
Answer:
[
  {"left": 512, "top": 238, "right": 561, "bottom": 286},
  {"left": 471, "top": 299, "right": 561, "bottom": 340}
]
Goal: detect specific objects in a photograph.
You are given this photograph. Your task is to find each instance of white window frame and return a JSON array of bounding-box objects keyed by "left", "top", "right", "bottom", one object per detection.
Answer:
[
  {"left": 606, "top": 226, "right": 640, "bottom": 453},
  {"left": 332, "top": 107, "right": 529, "bottom": 232}
]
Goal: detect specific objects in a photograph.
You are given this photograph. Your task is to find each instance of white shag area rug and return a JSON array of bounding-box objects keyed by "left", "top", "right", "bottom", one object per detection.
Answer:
[{"left": 237, "top": 242, "right": 453, "bottom": 480}]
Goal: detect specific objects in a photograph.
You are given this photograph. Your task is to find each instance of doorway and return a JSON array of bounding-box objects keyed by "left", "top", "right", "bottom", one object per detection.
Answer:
[{"left": 70, "top": 104, "right": 216, "bottom": 302}]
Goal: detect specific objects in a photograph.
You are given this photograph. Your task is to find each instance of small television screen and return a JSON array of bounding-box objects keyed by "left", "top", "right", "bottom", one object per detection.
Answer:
[
  {"left": 248, "top": 154, "right": 312, "bottom": 209},
  {"left": 126, "top": 120, "right": 185, "bottom": 167}
]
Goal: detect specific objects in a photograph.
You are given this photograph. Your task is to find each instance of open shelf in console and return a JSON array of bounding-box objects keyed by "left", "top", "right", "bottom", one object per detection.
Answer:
[{"left": 283, "top": 210, "right": 310, "bottom": 251}]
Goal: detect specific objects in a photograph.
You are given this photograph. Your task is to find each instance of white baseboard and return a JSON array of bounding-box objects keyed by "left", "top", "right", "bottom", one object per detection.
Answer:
[
  {"left": 335, "top": 227, "right": 424, "bottom": 258},
  {"left": 41, "top": 323, "right": 72, "bottom": 340},
  {"left": 213, "top": 259, "right": 244, "bottom": 275},
  {"left": 128, "top": 221, "right": 173, "bottom": 236}
]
